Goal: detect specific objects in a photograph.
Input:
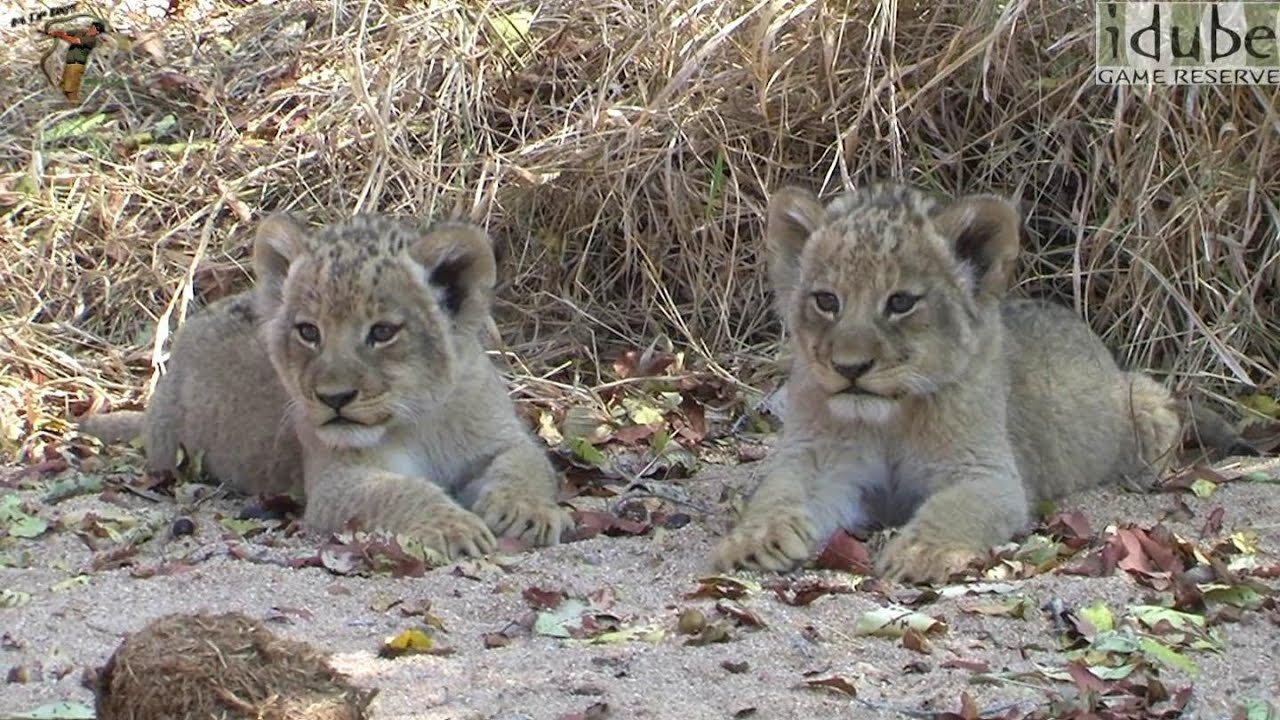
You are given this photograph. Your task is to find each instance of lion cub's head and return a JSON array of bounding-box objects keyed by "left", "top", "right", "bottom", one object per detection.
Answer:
[
  {"left": 766, "top": 183, "right": 1021, "bottom": 422},
  {"left": 253, "top": 213, "right": 497, "bottom": 449}
]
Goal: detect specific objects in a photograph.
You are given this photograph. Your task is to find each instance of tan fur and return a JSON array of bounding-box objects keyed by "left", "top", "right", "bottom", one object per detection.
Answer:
[
  {"left": 712, "top": 182, "right": 1192, "bottom": 584},
  {"left": 82, "top": 214, "right": 567, "bottom": 560},
  {"left": 79, "top": 294, "right": 303, "bottom": 495}
]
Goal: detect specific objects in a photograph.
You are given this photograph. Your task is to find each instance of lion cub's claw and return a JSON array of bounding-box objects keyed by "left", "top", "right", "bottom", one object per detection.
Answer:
[
  {"left": 474, "top": 485, "right": 568, "bottom": 548},
  {"left": 413, "top": 508, "right": 497, "bottom": 561},
  {"left": 712, "top": 511, "right": 819, "bottom": 573},
  {"left": 875, "top": 526, "right": 979, "bottom": 585}
]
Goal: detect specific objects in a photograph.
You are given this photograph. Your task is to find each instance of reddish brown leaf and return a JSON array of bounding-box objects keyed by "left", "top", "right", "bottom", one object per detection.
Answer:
[
  {"left": 902, "top": 627, "right": 932, "bottom": 654},
  {"left": 1059, "top": 532, "right": 1125, "bottom": 577},
  {"left": 1066, "top": 663, "right": 1108, "bottom": 693},
  {"left": 482, "top": 632, "right": 511, "bottom": 648},
  {"left": 1200, "top": 506, "right": 1225, "bottom": 537},
  {"left": 715, "top": 599, "right": 765, "bottom": 628},
  {"left": 522, "top": 586, "right": 566, "bottom": 611},
  {"left": 686, "top": 577, "right": 755, "bottom": 600},
  {"left": 1044, "top": 510, "right": 1093, "bottom": 541},
  {"left": 936, "top": 692, "right": 982, "bottom": 720},
  {"left": 1133, "top": 525, "right": 1184, "bottom": 574},
  {"left": 939, "top": 658, "right": 990, "bottom": 673},
  {"left": 1115, "top": 527, "right": 1153, "bottom": 574},
  {"left": 566, "top": 509, "right": 651, "bottom": 542},
  {"left": 1163, "top": 464, "right": 1231, "bottom": 492},
  {"left": 675, "top": 401, "right": 708, "bottom": 445},
  {"left": 814, "top": 531, "right": 872, "bottom": 573},
  {"left": 802, "top": 675, "right": 857, "bottom": 697},
  {"left": 767, "top": 577, "right": 853, "bottom": 607},
  {"left": 1249, "top": 563, "right": 1280, "bottom": 579},
  {"left": 89, "top": 545, "right": 138, "bottom": 572}
]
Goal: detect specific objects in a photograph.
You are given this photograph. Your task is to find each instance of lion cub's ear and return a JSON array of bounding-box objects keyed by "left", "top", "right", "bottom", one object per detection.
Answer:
[
  {"left": 253, "top": 213, "right": 309, "bottom": 312},
  {"left": 408, "top": 222, "right": 497, "bottom": 329},
  {"left": 932, "top": 195, "right": 1021, "bottom": 300},
  {"left": 766, "top": 186, "right": 826, "bottom": 299}
]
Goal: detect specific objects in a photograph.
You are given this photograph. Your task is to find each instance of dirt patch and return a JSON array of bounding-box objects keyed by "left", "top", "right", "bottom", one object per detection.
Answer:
[{"left": 2, "top": 456, "right": 1279, "bottom": 719}]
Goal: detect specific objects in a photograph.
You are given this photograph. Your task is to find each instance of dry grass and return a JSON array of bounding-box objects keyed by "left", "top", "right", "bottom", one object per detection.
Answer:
[{"left": 1, "top": 0, "right": 1277, "bottom": 459}]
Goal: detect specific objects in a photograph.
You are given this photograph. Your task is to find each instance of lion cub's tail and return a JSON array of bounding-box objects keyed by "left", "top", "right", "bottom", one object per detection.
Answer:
[
  {"left": 78, "top": 410, "right": 147, "bottom": 444},
  {"left": 1179, "top": 397, "right": 1262, "bottom": 458},
  {"left": 1122, "top": 376, "right": 1261, "bottom": 481}
]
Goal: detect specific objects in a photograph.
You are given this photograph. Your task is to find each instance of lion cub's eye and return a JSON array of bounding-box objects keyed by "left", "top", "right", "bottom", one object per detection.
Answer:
[
  {"left": 367, "top": 322, "right": 402, "bottom": 346},
  {"left": 811, "top": 291, "right": 841, "bottom": 315},
  {"left": 884, "top": 292, "right": 922, "bottom": 316},
  {"left": 294, "top": 322, "right": 321, "bottom": 344}
]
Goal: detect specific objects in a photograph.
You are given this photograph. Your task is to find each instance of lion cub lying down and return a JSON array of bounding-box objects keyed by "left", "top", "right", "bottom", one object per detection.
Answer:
[
  {"left": 83, "top": 214, "right": 567, "bottom": 559},
  {"left": 713, "top": 182, "right": 1236, "bottom": 584}
]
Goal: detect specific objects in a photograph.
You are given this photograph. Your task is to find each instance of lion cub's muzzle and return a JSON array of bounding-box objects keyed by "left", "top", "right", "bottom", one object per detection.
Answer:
[
  {"left": 311, "top": 388, "right": 387, "bottom": 428},
  {"left": 831, "top": 359, "right": 885, "bottom": 397}
]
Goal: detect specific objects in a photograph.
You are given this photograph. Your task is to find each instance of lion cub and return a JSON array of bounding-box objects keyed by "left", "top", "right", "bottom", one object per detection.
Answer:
[
  {"left": 84, "top": 214, "right": 568, "bottom": 559},
  {"left": 80, "top": 292, "right": 303, "bottom": 496},
  {"left": 712, "top": 183, "right": 1187, "bottom": 584}
]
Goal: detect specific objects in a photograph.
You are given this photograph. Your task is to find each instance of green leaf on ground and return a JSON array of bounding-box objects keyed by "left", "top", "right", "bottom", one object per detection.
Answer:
[
  {"left": 1, "top": 588, "right": 33, "bottom": 608},
  {"left": 534, "top": 598, "right": 590, "bottom": 638},
  {"left": 1138, "top": 637, "right": 1199, "bottom": 674},
  {"left": 1238, "top": 699, "right": 1280, "bottom": 720},
  {"left": 2, "top": 496, "right": 49, "bottom": 539},
  {"left": 1190, "top": 478, "right": 1218, "bottom": 497},
  {"left": 1080, "top": 602, "right": 1115, "bottom": 633}
]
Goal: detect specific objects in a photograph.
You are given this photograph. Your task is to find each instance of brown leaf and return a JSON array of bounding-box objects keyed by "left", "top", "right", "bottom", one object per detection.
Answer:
[
  {"left": 1066, "top": 663, "right": 1108, "bottom": 693},
  {"left": 814, "top": 530, "right": 873, "bottom": 573},
  {"left": 1044, "top": 510, "right": 1093, "bottom": 542},
  {"left": 767, "top": 577, "right": 854, "bottom": 607},
  {"left": 610, "top": 423, "right": 656, "bottom": 445},
  {"left": 1200, "top": 506, "right": 1225, "bottom": 537},
  {"left": 936, "top": 692, "right": 981, "bottom": 720},
  {"left": 939, "top": 658, "right": 990, "bottom": 673},
  {"left": 802, "top": 675, "right": 857, "bottom": 697},
  {"left": 522, "top": 586, "right": 566, "bottom": 610},
  {"left": 901, "top": 627, "right": 933, "bottom": 654},
  {"left": 89, "top": 545, "right": 138, "bottom": 572},
  {"left": 715, "top": 599, "right": 766, "bottom": 628},
  {"left": 1163, "top": 464, "right": 1231, "bottom": 493},
  {"left": 482, "top": 632, "right": 512, "bottom": 649},
  {"left": 567, "top": 509, "right": 651, "bottom": 542},
  {"left": 686, "top": 576, "right": 755, "bottom": 601}
]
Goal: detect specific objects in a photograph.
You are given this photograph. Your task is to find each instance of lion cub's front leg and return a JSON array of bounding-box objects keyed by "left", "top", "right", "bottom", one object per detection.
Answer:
[
  {"left": 470, "top": 444, "right": 569, "bottom": 547},
  {"left": 876, "top": 467, "right": 1028, "bottom": 584},
  {"left": 305, "top": 468, "right": 496, "bottom": 560},
  {"left": 712, "top": 444, "right": 868, "bottom": 572}
]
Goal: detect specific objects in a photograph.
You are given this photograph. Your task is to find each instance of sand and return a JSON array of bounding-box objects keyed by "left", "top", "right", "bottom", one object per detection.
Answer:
[{"left": 2, "top": 456, "right": 1278, "bottom": 720}]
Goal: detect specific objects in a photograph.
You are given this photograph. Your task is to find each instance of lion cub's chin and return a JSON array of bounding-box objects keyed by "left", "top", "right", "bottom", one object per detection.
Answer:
[
  {"left": 313, "top": 422, "right": 389, "bottom": 450},
  {"left": 827, "top": 393, "right": 899, "bottom": 425}
]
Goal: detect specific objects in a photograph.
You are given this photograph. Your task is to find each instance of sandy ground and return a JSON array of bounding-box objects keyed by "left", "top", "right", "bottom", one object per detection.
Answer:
[{"left": 2, "top": 453, "right": 1278, "bottom": 720}]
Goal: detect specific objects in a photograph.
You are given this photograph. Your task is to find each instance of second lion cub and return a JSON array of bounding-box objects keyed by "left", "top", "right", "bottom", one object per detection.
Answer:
[{"left": 713, "top": 182, "right": 1187, "bottom": 584}]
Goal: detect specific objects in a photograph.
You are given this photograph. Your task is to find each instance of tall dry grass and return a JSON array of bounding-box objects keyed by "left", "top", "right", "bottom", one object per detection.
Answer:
[{"left": 1, "top": 0, "right": 1276, "bottom": 457}]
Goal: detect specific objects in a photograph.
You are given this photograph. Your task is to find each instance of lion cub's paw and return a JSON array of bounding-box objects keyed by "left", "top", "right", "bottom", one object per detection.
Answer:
[
  {"left": 473, "top": 484, "right": 568, "bottom": 548},
  {"left": 411, "top": 507, "right": 497, "bottom": 561},
  {"left": 875, "top": 525, "right": 981, "bottom": 585},
  {"left": 712, "top": 509, "right": 819, "bottom": 573}
]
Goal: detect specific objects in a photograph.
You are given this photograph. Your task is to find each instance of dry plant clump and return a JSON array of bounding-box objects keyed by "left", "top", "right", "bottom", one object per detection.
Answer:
[
  {"left": 0, "top": 0, "right": 1276, "bottom": 457},
  {"left": 94, "top": 611, "right": 378, "bottom": 720}
]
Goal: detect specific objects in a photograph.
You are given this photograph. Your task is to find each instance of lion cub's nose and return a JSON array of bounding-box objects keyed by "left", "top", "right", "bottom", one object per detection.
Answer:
[
  {"left": 316, "top": 389, "right": 358, "bottom": 411},
  {"left": 834, "top": 360, "right": 875, "bottom": 381}
]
